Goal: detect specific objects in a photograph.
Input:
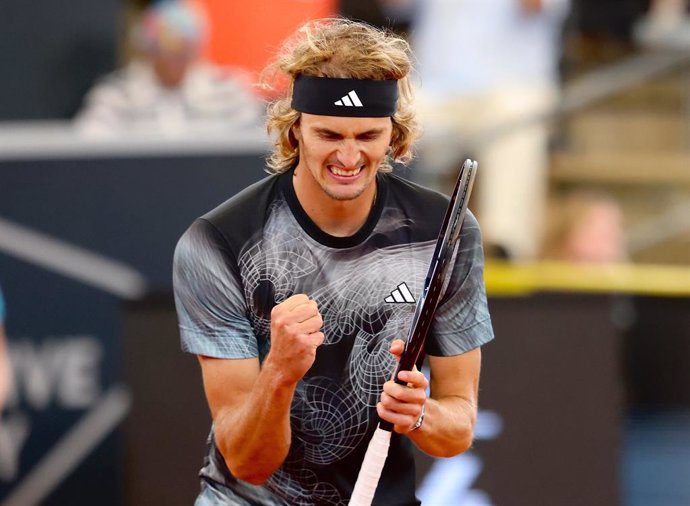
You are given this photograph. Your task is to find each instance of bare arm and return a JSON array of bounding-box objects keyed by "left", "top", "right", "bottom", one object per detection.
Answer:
[
  {"left": 377, "top": 340, "right": 481, "bottom": 457},
  {"left": 198, "top": 294, "right": 324, "bottom": 485},
  {"left": 199, "top": 355, "right": 293, "bottom": 485}
]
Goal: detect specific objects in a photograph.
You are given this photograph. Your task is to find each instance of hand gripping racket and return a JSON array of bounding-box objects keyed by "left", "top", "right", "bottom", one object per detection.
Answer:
[{"left": 349, "top": 159, "right": 478, "bottom": 506}]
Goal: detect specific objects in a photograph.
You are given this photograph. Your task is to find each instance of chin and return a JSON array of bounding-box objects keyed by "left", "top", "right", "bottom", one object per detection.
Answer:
[
  {"left": 323, "top": 178, "right": 371, "bottom": 200},
  {"left": 323, "top": 187, "right": 365, "bottom": 202}
]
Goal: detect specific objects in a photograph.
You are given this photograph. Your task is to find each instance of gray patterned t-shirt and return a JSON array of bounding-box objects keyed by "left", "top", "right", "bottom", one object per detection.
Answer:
[{"left": 173, "top": 168, "right": 494, "bottom": 505}]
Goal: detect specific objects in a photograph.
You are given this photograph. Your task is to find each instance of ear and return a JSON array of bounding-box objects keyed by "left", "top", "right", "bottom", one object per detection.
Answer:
[
  {"left": 289, "top": 122, "right": 301, "bottom": 150},
  {"left": 291, "top": 121, "right": 302, "bottom": 142}
]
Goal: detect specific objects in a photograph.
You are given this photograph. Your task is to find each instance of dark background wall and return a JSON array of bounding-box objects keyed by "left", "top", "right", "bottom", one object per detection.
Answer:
[
  {"left": 0, "top": 0, "right": 121, "bottom": 120},
  {"left": 0, "top": 151, "right": 267, "bottom": 503}
]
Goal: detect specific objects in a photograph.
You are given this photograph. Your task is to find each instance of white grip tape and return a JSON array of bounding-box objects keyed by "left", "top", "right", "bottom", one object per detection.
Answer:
[{"left": 348, "top": 427, "right": 392, "bottom": 506}]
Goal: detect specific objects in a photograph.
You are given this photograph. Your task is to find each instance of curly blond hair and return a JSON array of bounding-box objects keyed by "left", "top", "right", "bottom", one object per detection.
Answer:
[{"left": 262, "top": 18, "right": 419, "bottom": 174}]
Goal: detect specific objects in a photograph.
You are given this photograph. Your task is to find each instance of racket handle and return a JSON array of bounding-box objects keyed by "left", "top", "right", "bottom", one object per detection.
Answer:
[{"left": 349, "top": 426, "right": 392, "bottom": 506}]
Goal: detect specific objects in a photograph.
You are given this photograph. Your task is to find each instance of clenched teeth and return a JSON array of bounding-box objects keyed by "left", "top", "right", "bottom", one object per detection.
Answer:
[{"left": 330, "top": 166, "right": 362, "bottom": 177}]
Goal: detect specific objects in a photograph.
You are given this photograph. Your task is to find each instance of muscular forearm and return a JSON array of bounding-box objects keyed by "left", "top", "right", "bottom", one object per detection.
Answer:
[
  {"left": 201, "top": 294, "right": 324, "bottom": 485},
  {"left": 214, "top": 362, "right": 297, "bottom": 485},
  {"left": 408, "top": 395, "right": 476, "bottom": 457}
]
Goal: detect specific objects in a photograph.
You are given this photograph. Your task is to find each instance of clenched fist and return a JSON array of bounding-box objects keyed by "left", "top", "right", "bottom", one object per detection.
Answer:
[{"left": 264, "top": 294, "right": 324, "bottom": 385}]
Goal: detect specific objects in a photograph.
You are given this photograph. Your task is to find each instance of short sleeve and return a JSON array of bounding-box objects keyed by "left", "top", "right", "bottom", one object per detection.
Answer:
[
  {"left": 425, "top": 211, "right": 494, "bottom": 356},
  {"left": 173, "top": 219, "right": 258, "bottom": 358}
]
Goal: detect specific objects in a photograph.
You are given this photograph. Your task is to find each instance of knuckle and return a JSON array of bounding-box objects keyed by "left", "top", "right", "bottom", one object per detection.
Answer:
[{"left": 270, "top": 304, "right": 282, "bottom": 318}]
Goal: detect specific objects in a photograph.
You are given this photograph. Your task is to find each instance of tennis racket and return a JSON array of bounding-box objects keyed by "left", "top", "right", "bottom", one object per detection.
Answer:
[{"left": 349, "top": 159, "right": 478, "bottom": 506}]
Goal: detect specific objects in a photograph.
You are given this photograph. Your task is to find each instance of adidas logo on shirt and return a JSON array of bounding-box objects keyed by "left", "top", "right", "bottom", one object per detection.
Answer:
[
  {"left": 334, "top": 90, "right": 364, "bottom": 107},
  {"left": 385, "top": 283, "right": 416, "bottom": 304}
]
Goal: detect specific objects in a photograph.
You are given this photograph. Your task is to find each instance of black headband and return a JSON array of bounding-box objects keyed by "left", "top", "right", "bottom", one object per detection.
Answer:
[{"left": 291, "top": 75, "right": 398, "bottom": 117}]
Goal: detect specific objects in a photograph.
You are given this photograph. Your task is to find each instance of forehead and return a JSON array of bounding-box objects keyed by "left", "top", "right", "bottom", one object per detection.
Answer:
[{"left": 300, "top": 113, "right": 392, "bottom": 134}]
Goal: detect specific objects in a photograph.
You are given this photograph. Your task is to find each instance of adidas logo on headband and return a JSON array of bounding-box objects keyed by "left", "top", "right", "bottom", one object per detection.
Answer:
[
  {"left": 334, "top": 90, "right": 364, "bottom": 108},
  {"left": 291, "top": 75, "right": 398, "bottom": 117}
]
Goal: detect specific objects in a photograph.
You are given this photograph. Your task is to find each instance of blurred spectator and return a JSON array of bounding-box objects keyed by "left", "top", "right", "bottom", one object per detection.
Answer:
[
  {"left": 382, "top": 0, "right": 570, "bottom": 260},
  {"left": 0, "top": 285, "right": 11, "bottom": 409},
  {"left": 634, "top": 0, "right": 690, "bottom": 49},
  {"left": 539, "top": 189, "right": 627, "bottom": 263},
  {"left": 75, "top": 0, "right": 264, "bottom": 137}
]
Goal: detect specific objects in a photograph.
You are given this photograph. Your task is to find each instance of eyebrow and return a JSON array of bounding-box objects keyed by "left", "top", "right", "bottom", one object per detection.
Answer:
[{"left": 312, "top": 127, "right": 385, "bottom": 138}]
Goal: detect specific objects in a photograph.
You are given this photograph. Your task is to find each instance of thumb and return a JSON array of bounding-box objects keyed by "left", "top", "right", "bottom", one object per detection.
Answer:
[{"left": 389, "top": 339, "right": 405, "bottom": 359}]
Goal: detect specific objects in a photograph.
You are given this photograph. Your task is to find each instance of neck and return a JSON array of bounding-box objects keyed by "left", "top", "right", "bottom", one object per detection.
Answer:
[{"left": 292, "top": 168, "right": 378, "bottom": 238}]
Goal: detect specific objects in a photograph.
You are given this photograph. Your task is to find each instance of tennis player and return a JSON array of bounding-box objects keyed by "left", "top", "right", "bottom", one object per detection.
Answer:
[{"left": 173, "top": 18, "right": 494, "bottom": 505}]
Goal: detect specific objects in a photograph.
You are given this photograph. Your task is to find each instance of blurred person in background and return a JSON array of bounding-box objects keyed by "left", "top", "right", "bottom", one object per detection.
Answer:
[
  {"left": 539, "top": 189, "right": 627, "bottom": 263},
  {"left": 635, "top": 0, "right": 690, "bottom": 48},
  {"left": 75, "top": 0, "right": 264, "bottom": 136},
  {"left": 382, "top": 0, "right": 571, "bottom": 261},
  {"left": 0, "top": 285, "right": 12, "bottom": 409}
]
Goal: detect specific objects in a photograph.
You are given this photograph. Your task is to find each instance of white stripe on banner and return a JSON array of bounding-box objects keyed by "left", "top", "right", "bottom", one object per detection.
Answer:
[
  {"left": 2, "top": 386, "right": 132, "bottom": 506},
  {"left": 0, "top": 217, "right": 147, "bottom": 299}
]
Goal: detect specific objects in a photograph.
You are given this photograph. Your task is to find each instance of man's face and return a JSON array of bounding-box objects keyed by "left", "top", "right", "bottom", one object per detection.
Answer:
[
  {"left": 151, "top": 51, "right": 194, "bottom": 89},
  {"left": 293, "top": 113, "right": 393, "bottom": 202}
]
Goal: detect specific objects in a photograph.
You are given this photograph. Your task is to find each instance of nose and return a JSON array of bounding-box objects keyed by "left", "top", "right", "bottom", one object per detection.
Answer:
[{"left": 336, "top": 140, "right": 362, "bottom": 169}]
